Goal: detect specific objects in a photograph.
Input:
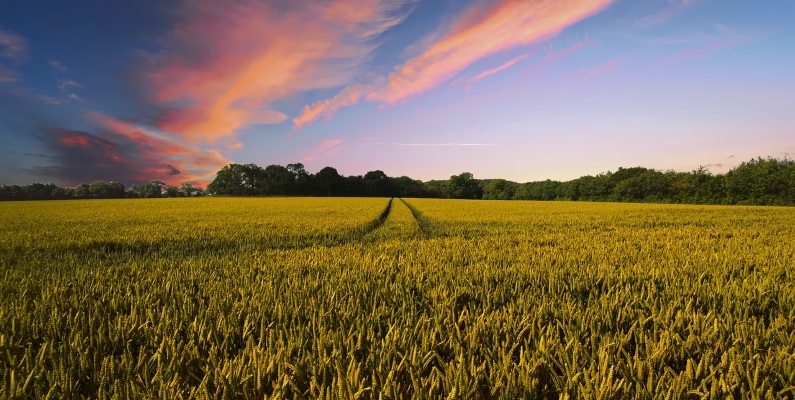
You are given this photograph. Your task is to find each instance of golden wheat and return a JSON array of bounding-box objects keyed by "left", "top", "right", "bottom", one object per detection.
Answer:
[{"left": 1, "top": 198, "right": 793, "bottom": 398}]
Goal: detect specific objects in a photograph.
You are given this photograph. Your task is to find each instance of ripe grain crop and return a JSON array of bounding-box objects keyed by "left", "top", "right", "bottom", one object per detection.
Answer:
[{"left": 1, "top": 198, "right": 793, "bottom": 398}]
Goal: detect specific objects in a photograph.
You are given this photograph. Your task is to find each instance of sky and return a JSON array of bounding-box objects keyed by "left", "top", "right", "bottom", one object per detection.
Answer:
[{"left": 0, "top": 0, "right": 793, "bottom": 187}]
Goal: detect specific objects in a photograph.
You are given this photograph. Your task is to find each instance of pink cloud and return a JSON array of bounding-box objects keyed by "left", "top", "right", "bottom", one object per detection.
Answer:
[
  {"left": 458, "top": 54, "right": 530, "bottom": 87},
  {"left": 302, "top": 139, "right": 344, "bottom": 161},
  {"left": 58, "top": 135, "right": 92, "bottom": 148},
  {"left": 368, "top": 0, "right": 613, "bottom": 104},
  {"left": 584, "top": 56, "right": 625, "bottom": 75},
  {"left": 294, "top": 0, "right": 613, "bottom": 128},
  {"left": 293, "top": 82, "right": 377, "bottom": 129},
  {"left": 88, "top": 112, "right": 231, "bottom": 186},
  {"left": 675, "top": 39, "right": 739, "bottom": 62},
  {"left": 145, "top": 0, "right": 411, "bottom": 144}
]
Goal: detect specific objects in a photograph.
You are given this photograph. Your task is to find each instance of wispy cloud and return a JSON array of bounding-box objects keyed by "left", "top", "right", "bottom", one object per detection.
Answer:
[
  {"left": 673, "top": 39, "right": 740, "bottom": 62},
  {"left": 0, "top": 28, "right": 27, "bottom": 60},
  {"left": 33, "top": 126, "right": 211, "bottom": 186},
  {"left": 634, "top": 0, "right": 701, "bottom": 29},
  {"left": 457, "top": 54, "right": 530, "bottom": 87},
  {"left": 302, "top": 139, "right": 344, "bottom": 161},
  {"left": 68, "top": 93, "right": 86, "bottom": 102},
  {"left": 85, "top": 112, "right": 231, "bottom": 185},
  {"left": 57, "top": 79, "right": 82, "bottom": 93},
  {"left": 370, "top": 0, "right": 613, "bottom": 104},
  {"left": 145, "top": 0, "right": 413, "bottom": 144},
  {"left": 0, "top": 66, "right": 17, "bottom": 83},
  {"left": 293, "top": 81, "right": 379, "bottom": 129},
  {"left": 295, "top": 0, "right": 614, "bottom": 128},
  {"left": 650, "top": 23, "right": 754, "bottom": 69},
  {"left": 369, "top": 142, "right": 496, "bottom": 147},
  {"left": 39, "top": 95, "right": 62, "bottom": 106},
  {"left": 542, "top": 37, "right": 592, "bottom": 62},
  {"left": 48, "top": 60, "right": 67, "bottom": 72},
  {"left": 583, "top": 56, "right": 625, "bottom": 75}
]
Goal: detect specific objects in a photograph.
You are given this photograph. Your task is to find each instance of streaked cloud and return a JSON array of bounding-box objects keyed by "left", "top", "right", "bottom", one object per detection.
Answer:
[
  {"left": 0, "top": 66, "right": 17, "bottom": 83},
  {"left": 583, "top": 56, "right": 625, "bottom": 75},
  {"left": 39, "top": 95, "right": 62, "bottom": 106},
  {"left": 370, "top": 142, "right": 496, "bottom": 147},
  {"left": 674, "top": 39, "right": 740, "bottom": 62},
  {"left": 295, "top": 0, "right": 613, "bottom": 128},
  {"left": 67, "top": 93, "right": 86, "bottom": 102},
  {"left": 457, "top": 54, "right": 529, "bottom": 87},
  {"left": 302, "top": 139, "right": 344, "bottom": 161},
  {"left": 83, "top": 112, "right": 231, "bottom": 185},
  {"left": 145, "top": 0, "right": 413, "bottom": 144},
  {"left": 57, "top": 79, "right": 82, "bottom": 93},
  {"left": 0, "top": 28, "right": 27, "bottom": 60},
  {"left": 542, "top": 38, "right": 592, "bottom": 62},
  {"left": 634, "top": 0, "right": 701, "bottom": 29},
  {"left": 48, "top": 60, "right": 67, "bottom": 72},
  {"left": 293, "top": 81, "right": 378, "bottom": 129},
  {"left": 369, "top": 0, "right": 613, "bottom": 104}
]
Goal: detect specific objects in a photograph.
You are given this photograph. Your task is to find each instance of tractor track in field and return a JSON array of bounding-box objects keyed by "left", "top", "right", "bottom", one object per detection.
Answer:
[
  {"left": 359, "top": 198, "right": 393, "bottom": 236},
  {"left": 399, "top": 198, "right": 440, "bottom": 239},
  {"left": 13, "top": 198, "right": 407, "bottom": 264}
]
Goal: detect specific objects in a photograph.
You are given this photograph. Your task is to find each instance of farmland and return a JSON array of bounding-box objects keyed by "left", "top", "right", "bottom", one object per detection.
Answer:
[{"left": 1, "top": 198, "right": 794, "bottom": 398}]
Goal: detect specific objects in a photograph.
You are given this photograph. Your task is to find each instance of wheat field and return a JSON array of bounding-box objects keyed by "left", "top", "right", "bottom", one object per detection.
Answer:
[{"left": 1, "top": 198, "right": 794, "bottom": 399}]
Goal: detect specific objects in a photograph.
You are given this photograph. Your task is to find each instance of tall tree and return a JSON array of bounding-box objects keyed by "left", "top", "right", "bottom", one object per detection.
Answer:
[
  {"left": 313, "top": 167, "right": 341, "bottom": 196},
  {"left": 443, "top": 172, "right": 482, "bottom": 199}
]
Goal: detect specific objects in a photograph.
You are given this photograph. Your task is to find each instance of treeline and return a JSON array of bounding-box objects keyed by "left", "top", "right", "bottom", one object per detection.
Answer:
[
  {"left": 2, "top": 157, "right": 794, "bottom": 205},
  {"left": 0, "top": 181, "right": 205, "bottom": 201},
  {"left": 206, "top": 163, "right": 434, "bottom": 198},
  {"left": 480, "top": 157, "right": 795, "bottom": 206}
]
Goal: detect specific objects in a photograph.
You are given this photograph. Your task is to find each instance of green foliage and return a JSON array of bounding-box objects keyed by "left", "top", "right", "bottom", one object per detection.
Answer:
[
  {"left": 4, "top": 156, "right": 794, "bottom": 205},
  {"left": 482, "top": 179, "right": 518, "bottom": 200},
  {"left": 443, "top": 172, "right": 482, "bottom": 199},
  {"left": 1, "top": 198, "right": 794, "bottom": 398}
]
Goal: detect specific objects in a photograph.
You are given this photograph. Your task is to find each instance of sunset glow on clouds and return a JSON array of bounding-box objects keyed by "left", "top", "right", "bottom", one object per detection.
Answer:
[
  {"left": 295, "top": 0, "right": 612, "bottom": 126},
  {"left": 1, "top": 0, "right": 794, "bottom": 186},
  {"left": 146, "top": 0, "right": 411, "bottom": 144},
  {"left": 370, "top": 0, "right": 613, "bottom": 104}
]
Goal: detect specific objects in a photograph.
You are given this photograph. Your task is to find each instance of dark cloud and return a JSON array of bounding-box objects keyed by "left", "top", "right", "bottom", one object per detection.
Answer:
[
  {"left": 0, "top": 73, "right": 227, "bottom": 187},
  {"left": 29, "top": 127, "right": 151, "bottom": 186}
]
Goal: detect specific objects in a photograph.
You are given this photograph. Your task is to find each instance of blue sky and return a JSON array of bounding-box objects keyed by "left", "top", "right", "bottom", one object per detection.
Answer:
[{"left": 1, "top": 0, "right": 793, "bottom": 186}]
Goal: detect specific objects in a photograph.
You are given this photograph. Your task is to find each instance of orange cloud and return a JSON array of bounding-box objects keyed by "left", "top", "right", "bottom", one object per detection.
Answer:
[
  {"left": 89, "top": 112, "right": 231, "bottom": 186},
  {"left": 369, "top": 0, "right": 613, "bottom": 104},
  {"left": 293, "top": 82, "right": 377, "bottom": 129},
  {"left": 294, "top": 0, "right": 613, "bottom": 128},
  {"left": 302, "top": 139, "right": 344, "bottom": 162},
  {"left": 59, "top": 135, "right": 92, "bottom": 147},
  {"left": 147, "top": 0, "right": 411, "bottom": 144},
  {"left": 458, "top": 54, "right": 529, "bottom": 87}
]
